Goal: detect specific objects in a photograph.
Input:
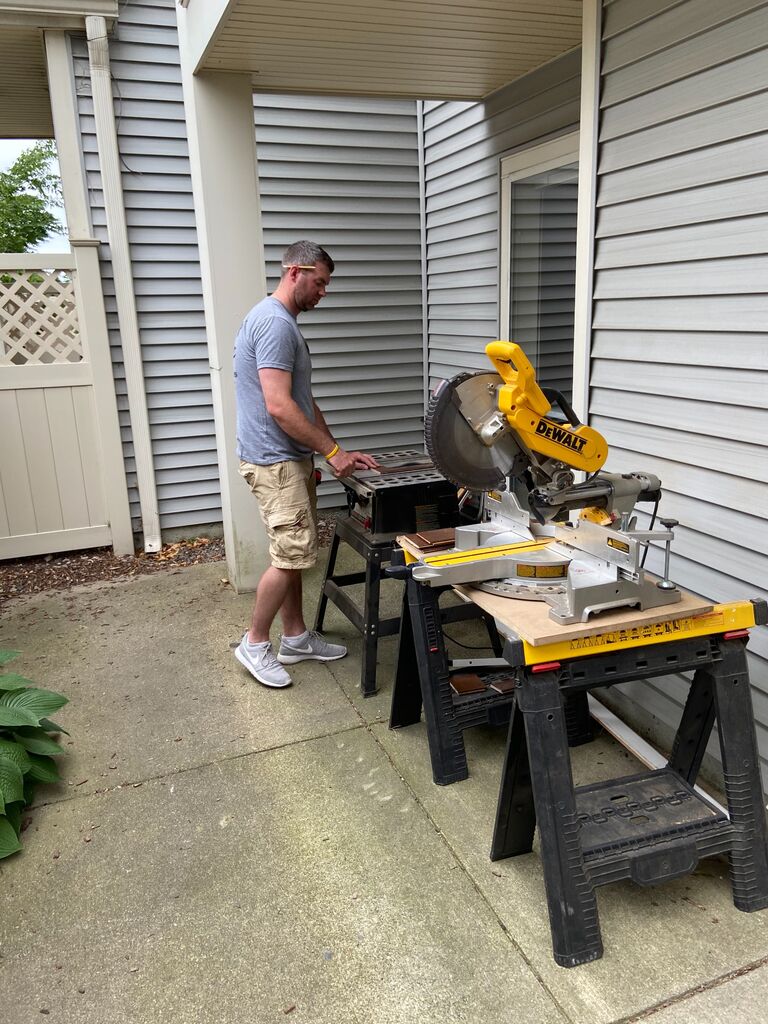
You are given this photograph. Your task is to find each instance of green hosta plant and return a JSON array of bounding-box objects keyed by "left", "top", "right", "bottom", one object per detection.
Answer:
[{"left": 0, "top": 649, "right": 69, "bottom": 859}]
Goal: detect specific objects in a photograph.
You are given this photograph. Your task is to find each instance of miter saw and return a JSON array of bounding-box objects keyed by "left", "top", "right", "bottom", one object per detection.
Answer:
[{"left": 413, "top": 340, "right": 681, "bottom": 625}]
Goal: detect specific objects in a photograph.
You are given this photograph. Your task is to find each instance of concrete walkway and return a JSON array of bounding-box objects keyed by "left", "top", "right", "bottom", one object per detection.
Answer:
[{"left": 1, "top": 553, "right": 767, "bottom": 1024}]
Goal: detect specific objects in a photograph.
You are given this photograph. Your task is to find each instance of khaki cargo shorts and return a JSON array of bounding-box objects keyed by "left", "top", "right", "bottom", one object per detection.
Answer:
[{"left": 239, "top": 458, "right": 318, "bottom": 570}]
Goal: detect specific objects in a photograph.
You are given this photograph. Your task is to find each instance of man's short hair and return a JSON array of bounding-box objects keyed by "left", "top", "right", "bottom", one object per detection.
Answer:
[{"left": 282, "top": 240, "right": 335, "bottom": 275}]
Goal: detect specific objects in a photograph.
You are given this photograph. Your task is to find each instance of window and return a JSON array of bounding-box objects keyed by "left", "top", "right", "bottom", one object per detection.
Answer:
[{"left": 499, "top": 133, "right": 579, "bottom": 401}]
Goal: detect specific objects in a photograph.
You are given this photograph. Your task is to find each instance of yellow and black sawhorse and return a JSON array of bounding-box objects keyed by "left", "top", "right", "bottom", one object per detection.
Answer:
[{"left": 388, "top": 560, "right": 768, "bottom": 967}]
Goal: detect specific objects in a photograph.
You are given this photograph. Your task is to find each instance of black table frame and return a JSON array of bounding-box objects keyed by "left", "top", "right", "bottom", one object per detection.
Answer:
[{"left": 314, "top": 516, "right": 401, "bottom": 697}]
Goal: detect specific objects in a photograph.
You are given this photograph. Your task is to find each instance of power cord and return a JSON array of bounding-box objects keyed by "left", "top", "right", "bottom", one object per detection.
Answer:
[
  {"left": 640, "top": 497, "right": 660, "bottom": 568},
  {"left": 442, "top": 631, "right": 495, "bottom": 652}
]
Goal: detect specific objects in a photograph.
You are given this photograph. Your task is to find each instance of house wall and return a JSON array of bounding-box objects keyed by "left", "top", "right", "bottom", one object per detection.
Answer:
[
  {"left": 591, "top": 0, "right": 768, "bottom": 790},
  {"left": 254, "top": 95, "right": 424, "bottom": 462},
  {"left": 70, "top": 0, "right": 423, "bottom": 532},
  {"left": 422, "top": 49, "right": 581, "bottom": 385}
]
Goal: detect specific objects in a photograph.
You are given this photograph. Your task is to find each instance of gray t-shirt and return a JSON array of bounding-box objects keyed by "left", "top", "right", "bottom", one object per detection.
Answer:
[{"left": 234, "top": 296, "right": 315, "bottom": 464}]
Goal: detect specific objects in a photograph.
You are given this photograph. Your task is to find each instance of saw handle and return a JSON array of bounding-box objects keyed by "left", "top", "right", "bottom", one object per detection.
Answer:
[{"left": 485, "top": 341, "right": 551, "bottom": 417}]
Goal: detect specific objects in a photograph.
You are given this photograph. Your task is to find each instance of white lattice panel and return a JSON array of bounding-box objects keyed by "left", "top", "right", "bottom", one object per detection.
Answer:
[{"left": 0, "top": 269, "right": 83, "bottom": 366}]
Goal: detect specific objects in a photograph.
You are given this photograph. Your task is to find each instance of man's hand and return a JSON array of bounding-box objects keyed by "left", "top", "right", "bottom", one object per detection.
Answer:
[{"left": 327, "top": 448, "right": 381, "bottom": 478}]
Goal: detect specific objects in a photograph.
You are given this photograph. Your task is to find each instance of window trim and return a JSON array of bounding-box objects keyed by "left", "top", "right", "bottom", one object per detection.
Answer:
[{"left": 498, "top": 131, "right": 580, "bottom": 347}]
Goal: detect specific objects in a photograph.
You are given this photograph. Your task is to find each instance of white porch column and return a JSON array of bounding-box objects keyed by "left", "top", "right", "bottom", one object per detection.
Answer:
[{"left": 177, "top": 12, "right": 268, "bottom": 593}]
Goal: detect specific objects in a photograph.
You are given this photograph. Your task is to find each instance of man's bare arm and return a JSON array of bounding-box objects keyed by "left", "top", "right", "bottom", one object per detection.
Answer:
[
  {"left": 313, "top": 401, "right": 331, "bottom": 436},
  {"left": 260, "top": 369, "right": 380, "bottom": 477},
  {"left": 260, "top": 368, "right": 333, "bottom": 452}
]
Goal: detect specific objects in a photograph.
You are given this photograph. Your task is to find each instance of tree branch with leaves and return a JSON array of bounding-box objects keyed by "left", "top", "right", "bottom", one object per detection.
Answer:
[{"left": 0, "top": 140, "right": 64, "bottom": 253}]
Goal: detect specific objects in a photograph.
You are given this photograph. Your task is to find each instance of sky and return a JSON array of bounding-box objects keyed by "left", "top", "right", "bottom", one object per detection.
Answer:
[{"left": 0, "top": 137, "right": 70, "bottom": 253}]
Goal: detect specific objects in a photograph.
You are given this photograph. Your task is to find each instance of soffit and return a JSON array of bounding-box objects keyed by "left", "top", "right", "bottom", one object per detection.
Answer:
[
  {"left": 0, "top": 3, "right": 118, "bottom": 139},
  {"left": 0, "top": 26, "right": 53, "bottom": 138},
  {"left": 199, "top": 1, "right": 584, "bottom": 100}
]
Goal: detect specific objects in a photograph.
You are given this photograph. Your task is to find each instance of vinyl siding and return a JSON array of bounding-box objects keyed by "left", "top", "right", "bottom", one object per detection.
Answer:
[
  {"left": 253, "top": 94, "right": 424, "bottom": 507},
  {"left": 71, "top": 0, "right": 423, "bottom": 529},
  {"left": 422, "top": 49, "right": 581, "bottom": 385},
  {"left": 71, "top": 0, "right": 215, "bottom": 533},
  {"left": 592, "top": 0, "right": 768, "bottom": 791}
]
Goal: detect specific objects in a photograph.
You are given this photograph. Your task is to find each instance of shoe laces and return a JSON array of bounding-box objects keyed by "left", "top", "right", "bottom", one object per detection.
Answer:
[
  {"left": 257, "top": 643, "right": 281, "bottom": 667},
  {"left": 284, "top": 630, "right": 323, "bottom": 647}
]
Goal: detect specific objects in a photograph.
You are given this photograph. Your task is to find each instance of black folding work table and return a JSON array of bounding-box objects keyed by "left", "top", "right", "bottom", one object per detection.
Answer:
[
  {"left": 313, "top": 453, "right": 460, "bottom": 697},
  {"left": 388, "top": 555, "right": 768, "bottom": 967}
]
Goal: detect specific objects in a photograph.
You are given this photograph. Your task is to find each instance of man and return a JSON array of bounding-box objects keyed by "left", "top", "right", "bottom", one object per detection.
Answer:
[{"left": 233, "top": 240, "right": 380, "bottom": 688}]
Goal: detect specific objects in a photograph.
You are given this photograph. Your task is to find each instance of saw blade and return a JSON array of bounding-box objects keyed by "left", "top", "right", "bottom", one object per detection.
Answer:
[{"left": 425, "top": 371, "right": 521, "bottom": 491}]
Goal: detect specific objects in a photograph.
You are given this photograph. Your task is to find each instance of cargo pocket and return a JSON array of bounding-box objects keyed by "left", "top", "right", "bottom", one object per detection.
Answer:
[{"left": 265, "top": 504, "right": 310, "bottom": 564}]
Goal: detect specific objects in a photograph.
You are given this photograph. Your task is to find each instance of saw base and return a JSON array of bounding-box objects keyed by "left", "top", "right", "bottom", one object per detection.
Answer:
[{"left": 476, "top": 578, "right": 567, "bottom": 601}]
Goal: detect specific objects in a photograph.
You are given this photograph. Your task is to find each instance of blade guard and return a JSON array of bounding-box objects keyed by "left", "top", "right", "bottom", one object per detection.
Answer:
[{"left": 485, "top": 341, "right": 608, "bottom": 473}]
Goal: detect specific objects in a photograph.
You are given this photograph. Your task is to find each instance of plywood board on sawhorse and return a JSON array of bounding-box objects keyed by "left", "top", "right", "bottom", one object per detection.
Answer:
[{"left": 454, "top": 584, "right": 713, "bottom": 647}]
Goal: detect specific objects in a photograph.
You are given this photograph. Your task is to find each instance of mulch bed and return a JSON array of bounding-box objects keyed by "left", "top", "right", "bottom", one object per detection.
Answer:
[{"left": 0, "top": 509, "right": 347, "bottom": 604}]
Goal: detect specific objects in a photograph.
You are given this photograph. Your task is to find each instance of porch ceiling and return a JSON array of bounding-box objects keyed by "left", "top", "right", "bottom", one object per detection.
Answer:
[
  {"left": 194, "top": 1, "right": 584, "bottom": 100},
  {"left": 0, "top": 2, "right": 118, "bottom": 139},
  {"left": 0, "top": 26, "right": 52, "bottom": 138}
]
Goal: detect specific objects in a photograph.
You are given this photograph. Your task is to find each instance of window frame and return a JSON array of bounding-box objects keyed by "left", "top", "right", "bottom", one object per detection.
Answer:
[{"left": 498, "top": 131, "right": 580, "bottom": 360}]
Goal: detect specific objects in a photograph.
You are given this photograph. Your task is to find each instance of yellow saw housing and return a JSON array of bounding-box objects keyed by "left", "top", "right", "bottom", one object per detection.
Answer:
[{"left": 486, "top": 341, "right": 608, "bottom": 473}]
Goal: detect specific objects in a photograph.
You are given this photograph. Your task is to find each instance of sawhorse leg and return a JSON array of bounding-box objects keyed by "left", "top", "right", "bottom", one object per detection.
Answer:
[
  {"left": 667, "top": 664, "right": 716, "bottom": 783},
  {"left": 710, "top": 640, "right": 768, "bottom": 911},
  {"left": 666, "top": 639, "right": 768, "bottom": 911},
  {"left": 494, "top": 670, "right": 603, "bottom": 967},
  {"left": 390, "top": 584, "right": 423, "bottom": 728},
  {"left": 392, "top": 577, "right": 469, "bottom": 785},
  {"left": 491, "top": 699, "right": 536, "bottom": 859}
]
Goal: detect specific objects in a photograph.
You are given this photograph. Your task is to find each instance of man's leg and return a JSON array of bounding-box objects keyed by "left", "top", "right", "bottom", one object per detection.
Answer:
[
  {"left": 235, "top": 566, "right": 293, "bottom": 688},
  {"left": 248, "top": 566, "right": 304, "bottom": 642},
  {"left": 235, "top": 458, "right": 344, "bottom": 680},
  {"left": 279, "top": 568, "right": 306, "bottom": 638}
]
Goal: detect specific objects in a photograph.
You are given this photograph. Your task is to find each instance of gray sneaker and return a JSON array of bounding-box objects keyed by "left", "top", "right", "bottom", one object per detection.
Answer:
[
  {"left": 277, "top": 630, "right": 347, "bottom": 664},
  {"left": 235, "top": 636, "right": 292, "bottom": 688}
]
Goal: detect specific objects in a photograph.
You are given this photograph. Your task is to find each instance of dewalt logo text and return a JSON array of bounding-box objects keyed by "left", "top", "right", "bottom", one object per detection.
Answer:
[{"left": 535, "top": 419, "right": 587, "bottom": 453}]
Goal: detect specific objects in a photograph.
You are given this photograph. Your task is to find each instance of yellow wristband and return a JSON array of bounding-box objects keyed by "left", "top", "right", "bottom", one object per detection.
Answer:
[{"left": 324, "top": 442, "right": 340, "bottom": 461}]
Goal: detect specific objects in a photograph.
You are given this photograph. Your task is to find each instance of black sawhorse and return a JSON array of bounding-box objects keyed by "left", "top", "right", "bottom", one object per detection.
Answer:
[
  {"left": 491, "top": 629, "right": 768, "bottom": 967},
  {"left": 389, "top": 567, "right": 768, "bottom": 966},
  {"left": 314, "top": 515, "right": 401, "bottom": 697},
  {"left": 389, "top": 573, "right": 590, "bottom": 785}
]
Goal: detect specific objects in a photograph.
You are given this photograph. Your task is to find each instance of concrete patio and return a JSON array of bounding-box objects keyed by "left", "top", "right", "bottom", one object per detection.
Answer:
[{"left": 1, "top": 547, "right": 767, "bottom": 1023}]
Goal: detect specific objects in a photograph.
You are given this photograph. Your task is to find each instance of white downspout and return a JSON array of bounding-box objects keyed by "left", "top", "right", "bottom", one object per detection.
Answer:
[
  {"left": 417, "top": 99, "right": 430, "bottom": 424},
  {"left": 85, "top": 15, "right": 161, "bottom": 552},
  {"left": 571, "top": 0, "right": 602, "bottom": 425}
]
